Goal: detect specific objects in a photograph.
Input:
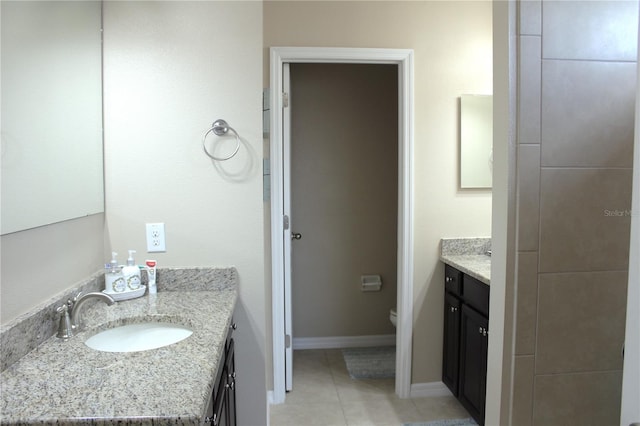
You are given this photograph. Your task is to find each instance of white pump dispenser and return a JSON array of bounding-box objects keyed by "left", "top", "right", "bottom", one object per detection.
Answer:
[
  {"left": 121, "top": 250, "right": 142, "bottom": 290},
  {"left": 105, "top": 252, "right": 126, "bottom": 293}
]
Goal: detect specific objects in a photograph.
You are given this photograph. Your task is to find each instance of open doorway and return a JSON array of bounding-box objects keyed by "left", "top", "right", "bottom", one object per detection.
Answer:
[
  {"left": 270, "top": 47, "right": 415, "bottom": 404},
  {"left": 288, "top": 61, "right": 398, "bottom": 370}
]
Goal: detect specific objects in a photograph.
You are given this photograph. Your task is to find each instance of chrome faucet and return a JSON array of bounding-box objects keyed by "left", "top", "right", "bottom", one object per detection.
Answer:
[{"left": 56, "top": 292, "right": 115, "bottom": 340}]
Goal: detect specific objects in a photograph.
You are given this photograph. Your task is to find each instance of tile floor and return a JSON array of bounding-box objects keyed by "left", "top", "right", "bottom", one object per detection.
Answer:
[{"left": 269, "top": 349, "right": 471, "bottom": 426}]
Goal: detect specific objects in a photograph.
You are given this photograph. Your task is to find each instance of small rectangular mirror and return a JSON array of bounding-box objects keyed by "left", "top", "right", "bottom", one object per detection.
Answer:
[{"left": 460, "top": 94, "right": 492, "bottom": 189}]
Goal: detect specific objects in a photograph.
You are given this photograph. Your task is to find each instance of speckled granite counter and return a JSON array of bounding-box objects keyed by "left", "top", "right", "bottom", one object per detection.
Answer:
[
  {"left": 440, "top": 238, "right": 491, "bottom": 285},
  {"left": 0, "top": 268, "right": 237, "bottom": 425}
]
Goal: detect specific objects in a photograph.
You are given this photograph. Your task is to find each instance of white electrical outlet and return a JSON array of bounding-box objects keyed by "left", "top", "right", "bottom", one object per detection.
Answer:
[{"left": 146, "top": 223, "right": 166, "bottom": 252}]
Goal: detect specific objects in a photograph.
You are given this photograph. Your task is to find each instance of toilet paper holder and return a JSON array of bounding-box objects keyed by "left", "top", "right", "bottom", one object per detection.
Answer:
[{"left": 361, "top": 275, "right": 382, "bottom": 292}]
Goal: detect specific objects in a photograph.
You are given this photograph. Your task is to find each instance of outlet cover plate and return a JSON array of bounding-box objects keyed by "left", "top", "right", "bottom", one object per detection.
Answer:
[{"left": 146, "top": 223, "right": 166, "bottom": 253}]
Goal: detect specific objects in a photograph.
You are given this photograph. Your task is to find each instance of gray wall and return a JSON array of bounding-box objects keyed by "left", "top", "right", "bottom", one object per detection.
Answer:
[
  {"left": 290, "top": 63, "right": 398, "bottom": 338},
  {"left": 512, "top": 1, "right": 638, "bottom": 424}
]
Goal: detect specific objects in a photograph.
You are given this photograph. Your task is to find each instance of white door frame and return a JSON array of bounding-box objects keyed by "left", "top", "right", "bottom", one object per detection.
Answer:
[{"left": 270, "top": 46, "right": 415, "bottom": 404}]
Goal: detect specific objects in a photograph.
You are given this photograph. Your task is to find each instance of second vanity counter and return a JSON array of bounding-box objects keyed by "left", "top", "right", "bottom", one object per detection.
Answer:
[
  {"left": 440, "top": 238, "right": 490, "bottom": 425},
  {"left": 1, "top": 288, "right": 236, "bottom": 425},
  {"left": 440, "top": 237, "right": 491, "bottom": 285}
]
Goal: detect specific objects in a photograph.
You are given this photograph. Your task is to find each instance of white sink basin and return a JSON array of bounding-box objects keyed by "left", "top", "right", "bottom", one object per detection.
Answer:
[{"left": 85, "top": 322, "right": 193, "bottom": 352}]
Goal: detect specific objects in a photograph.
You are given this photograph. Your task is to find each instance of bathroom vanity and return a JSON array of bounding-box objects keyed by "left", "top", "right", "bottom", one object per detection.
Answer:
[
  {"left": 0, "top": 268, "right": 237, "bottom": 425},
  {"left": 440, "top": 238, "right": 491, "bottom": 426}
]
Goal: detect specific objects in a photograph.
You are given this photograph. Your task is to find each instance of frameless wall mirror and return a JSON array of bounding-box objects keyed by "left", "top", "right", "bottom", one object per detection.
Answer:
[
  {"left": 1, "top": 1, "right": 104, "bottom": 235},
  {"left": 460, "top": 94, "right": 493, "bottom": 189}
]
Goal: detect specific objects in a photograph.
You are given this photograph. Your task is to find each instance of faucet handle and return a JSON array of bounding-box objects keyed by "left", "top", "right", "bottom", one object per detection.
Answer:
[
  {"left": 65, "top": 292, "right": 82, "bottom": 310},
  {"left": 56, "top": 304, "right": 74, "bottom": 340}
]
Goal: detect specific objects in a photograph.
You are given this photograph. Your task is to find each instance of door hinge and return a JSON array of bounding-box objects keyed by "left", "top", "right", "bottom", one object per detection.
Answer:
[
  {"left": 283, "top": 92, "right": 289, "bottom": 108},
  {"left": 285, "top": 334, "right": 291, "bottom": 349},
  {"left": 283, "top": 215, "right": 290, "bottom": 230}
]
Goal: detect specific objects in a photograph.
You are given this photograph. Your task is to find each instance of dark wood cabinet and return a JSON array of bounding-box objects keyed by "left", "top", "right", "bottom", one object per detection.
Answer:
[
  {"left": 459, "top": 304, "right": 488, "bottom": 424},
  {"left": 205, "top": 322, "right": 237, "bottom": 426},
  {"left": 442, "top": 264, "right": 489, "bottom": 426},
  {"left": 442, "top": 292, "right": 461, "bottom": 395}
]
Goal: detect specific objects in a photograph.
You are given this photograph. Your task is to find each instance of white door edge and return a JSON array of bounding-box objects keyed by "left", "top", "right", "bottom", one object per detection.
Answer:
[
  {"left": 282, "top": 63, "right": 293, "bottom": 392},
  {"left": 269, "top": 46, "right": 415, "bottom": 404},
  {"left": 620, "top": 14, "right": 640, "bottom": 425}
]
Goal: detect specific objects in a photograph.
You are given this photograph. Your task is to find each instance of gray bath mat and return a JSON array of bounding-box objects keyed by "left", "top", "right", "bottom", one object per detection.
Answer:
[
  {"left": 342, "top": 346, "right": 395, "bottom": 379},
  {"left": 402, "top": 419, "right": 477, "bottom": 426}
]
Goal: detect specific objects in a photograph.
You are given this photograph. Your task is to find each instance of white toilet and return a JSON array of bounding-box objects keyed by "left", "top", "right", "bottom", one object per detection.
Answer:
[{"left": 389, "top": 308, "right": 397, "bottom": 328}]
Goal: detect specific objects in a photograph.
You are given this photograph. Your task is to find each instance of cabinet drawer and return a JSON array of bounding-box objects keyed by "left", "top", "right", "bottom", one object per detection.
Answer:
[
  {"left": 445, "top": 264, "right": 462, "bottom": 296},
  {"left": 462, "top": 274, "right": 489, "bottom": 317}
]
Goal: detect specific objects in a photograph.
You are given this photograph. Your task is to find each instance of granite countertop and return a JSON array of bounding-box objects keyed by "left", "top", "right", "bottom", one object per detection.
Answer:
[
  {"left": 440, "top": 237, "right": 491, "bottom": 285},
  {"left": 1, "top": 288, "right": 237, "bottom": 425}
]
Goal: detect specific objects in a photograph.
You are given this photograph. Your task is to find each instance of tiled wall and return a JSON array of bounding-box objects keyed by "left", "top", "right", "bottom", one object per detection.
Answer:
[{"left": 513, "top": 1, "right": 638, "bottom": 425}]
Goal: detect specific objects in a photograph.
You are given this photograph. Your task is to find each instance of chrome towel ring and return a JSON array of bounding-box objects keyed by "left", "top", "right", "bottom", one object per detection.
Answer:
[{"left": 202, "top": 119, "right": 240, "bottom": 161}]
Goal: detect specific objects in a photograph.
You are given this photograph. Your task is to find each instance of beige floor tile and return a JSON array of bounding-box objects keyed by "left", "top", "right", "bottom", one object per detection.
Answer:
[
  {"left": 334, "top": 376, "right": 396, "bottom": 402},
  {"left": 412, "top": 395, "right": 471, "bottom": 421},
  {"left": 294, "top": 349, "right": 332, "bottom": 370},
  {"left": 270, "top": 401, "right": 347, "bottom": 426},
  {"left": 341, "top": 398, "right": 423, "bottom": 425},
  {"left": 286, "top": 373, "right": 340, "bottom": 404},
  {"left": 270, "top": 350, "right": 473, "bottom": 426}
]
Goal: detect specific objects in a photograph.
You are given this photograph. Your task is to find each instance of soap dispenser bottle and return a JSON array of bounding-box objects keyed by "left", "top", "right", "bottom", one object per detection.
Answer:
[
  {"left": 105, "top": 252, "right": 126, "bottom": 293},
  {"left": 122, "top": 250, "right": 142, "bottom": 290}
]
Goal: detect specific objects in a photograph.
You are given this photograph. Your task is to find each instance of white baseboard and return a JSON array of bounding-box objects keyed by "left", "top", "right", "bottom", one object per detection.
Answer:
[
  {"left": 410, "top": 381, "right": 454, "bottom": 398},
  {"left": 292, "top": 334, "right": 396, "bottom": 350}
]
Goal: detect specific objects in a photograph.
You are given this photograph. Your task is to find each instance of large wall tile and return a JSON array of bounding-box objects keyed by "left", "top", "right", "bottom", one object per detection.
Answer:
[
  {"left": 539, "top": 168, "right": 632, "bottom": 272},
  {"left": 513, "top": 356, "right": 534, "bottom": 426},
  {"left": 541, "top": 60, "right": 636, "bottom": 168},
  {"left": 515, "top": 252, "right": 538, "bottom": 355},
  {"left": 536, "top": 271, "right": 627, "bottom": 374},
  {"left": 517, "top": 145, "right": 540, "bottom": 251},
  {"left": 542, "top": 0, "right": 639, "bottom": 61},
  {"left": 533, "top": 370, "right": 622, "bottom": 426},
  {"left": 518, "top": 36, "right": 541, "bottom": 145}
]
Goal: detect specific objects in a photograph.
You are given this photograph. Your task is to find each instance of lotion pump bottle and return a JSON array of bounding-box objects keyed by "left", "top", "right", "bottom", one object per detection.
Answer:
[
  {"left": 105, "top": 252, "right": 125, "bottom": 293},
  {"left": 122, "top": 250, "right": 142, "bottom": 290}
]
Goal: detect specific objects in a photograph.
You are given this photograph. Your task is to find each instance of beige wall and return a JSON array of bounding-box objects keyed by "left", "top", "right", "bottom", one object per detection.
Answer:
[
  {"left": 265, "top": 1, "right": 493, "bottom": 383},
  {"left": 0, "top": 214, "right": 105, "bottom": 323},
  {"left": 290, "top": 63, "right": 398, "bottom": 338},
  {"left": 102, "top": 2, "right": 266, "bottom": 424},
  {"left": 512, "top": 1, "right": 638, "bottom": 424},
  {"left": 1, "top": 2, "right": 492, "bottom": 418}
]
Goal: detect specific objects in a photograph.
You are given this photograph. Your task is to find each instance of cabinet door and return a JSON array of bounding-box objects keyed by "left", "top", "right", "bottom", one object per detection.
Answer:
[
  {"left": 459, "top": 304, "right": 488, "bottom": 426},
  {"left": 225, "top": 338, "right": 236, "bottom": 426},
  {"left": 442, "top": 293, "right": 461, "bottom": 396},
  {"left": 213, "top": 362, "right": 229, "bottom": 426},
  {"left": 208, "top": 325, "right": 236, "bottom": 426}
]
